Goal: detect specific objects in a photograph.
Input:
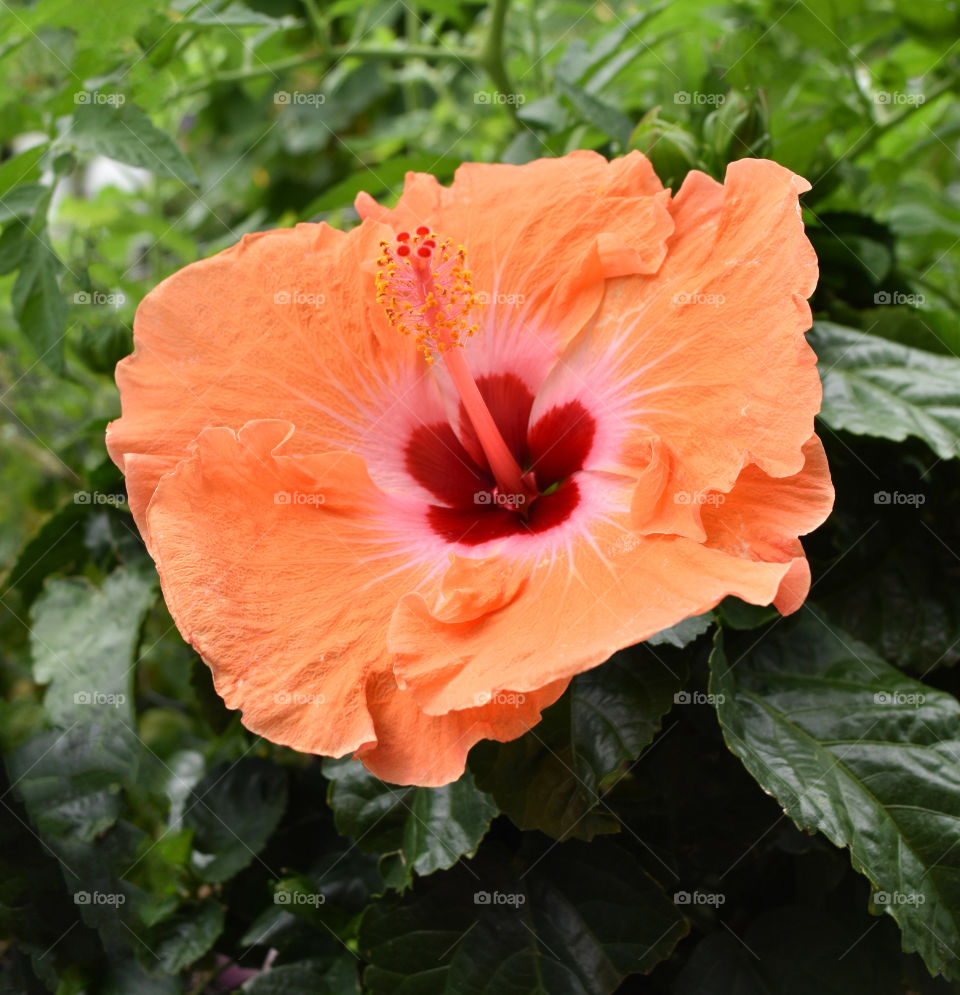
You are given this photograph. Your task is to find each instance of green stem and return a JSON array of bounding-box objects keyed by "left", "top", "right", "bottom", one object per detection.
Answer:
[
  {"left": 170, "top": 45, "right": 477, "bottom": 99},
  {"left": 480, "top": 0, "right": 516, "bottom": 117},
  {"left": 845, "top": 74, "right": 955, "bottom": 164}
]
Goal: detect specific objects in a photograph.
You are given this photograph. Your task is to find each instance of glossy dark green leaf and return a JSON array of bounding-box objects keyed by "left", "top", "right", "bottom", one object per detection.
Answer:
[
  {"left": 243, "top": 956, "right": 360, "bottom": 994},
  {"left": 147, "top": 899, "right": 225, "bottom": 974},
  {"left": 811, "top": 322, "right": 960, "bottom": 460},
  {"left": 8, "top": 722, "right": 141, "bottom": 841},
  {"left": 674, "top": 906, "right": 906, "bottom": 995},
  {"left": 324, "top": 759, "right": 497, "bottom": 890},
  {"left": 71, "top": 101, "right": 198, "bottom": 184},
  {"left": 710, "top": 614, "right": 960, "bottom": 980},
  {"left": 471, "top": 643, "right": 687, "bottom": 840},
  {"left": 185, "top": 758, "right": 288, "bottom": 883},
  {"left": 361, "top": 838, "right": 688, "bottom": 995}
]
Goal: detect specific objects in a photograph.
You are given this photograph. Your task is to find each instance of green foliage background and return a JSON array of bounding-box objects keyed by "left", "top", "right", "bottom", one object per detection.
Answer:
[{"left": 2, "top": 0, "right": 960, "bottom": 991}]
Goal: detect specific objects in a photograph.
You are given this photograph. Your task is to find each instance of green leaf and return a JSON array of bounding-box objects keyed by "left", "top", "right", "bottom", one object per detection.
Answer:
[
  {"left": 11, "top": 231, "right": 68, "bottom": 370},
  {"left": 674, "top": 907, "right": 906, "bottom": 995},
  {"left": 146, "top": 899, "right": 225, "bottom": 974},
  {"left": 243, "top": 957, "right": 360, "bottom": 994},
  {"left": 185, "top": 758, "right": 288, "bottom": 883},
  {"left": 8, "top": 722, "right": 141, "bottom": 841},
  {"left": 555, "top": 77, "right": 634, "bottom": 147},
  {"left": 30, "top": 568, "right": 157, "bottom": 726},
  {"left": 0, "top": 144, "right": 48, "bottom": 196},
  {"left": 70, "top": 101, "right": 198, "bottom": 185},
  {"left": 361, "top": 838, "right": 688, "bottom": 994},
  {"left": 471, "top": 643, "right": 687, "bottom": 840},
  {"left": 710, "top": 613, "right": 960, "bottom": 980},
  {"left": 647, "top": 611, "right": 714, "bottom": 647},
  {"left": 0, "top": 183, "right": 47, "bottom": 223},
  {"left": 811, "top": 321, "right": 960, "bottom": 460},
  {"left": 324, "top": 759, "right": 497, "bottom": 890}
]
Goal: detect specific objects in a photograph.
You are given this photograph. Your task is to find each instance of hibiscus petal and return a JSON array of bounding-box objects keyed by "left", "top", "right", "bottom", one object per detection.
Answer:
[
  {"left": 388, "top": 508, "right": 798, "bottom": 716},
  {"left": 356, "top": 669, "right": 569, "bottom": 787},
  {"left": 107, "top": 221, "right": 415, "bottom": 541},
  {"left": 145, "top": 418, "right": 569, "bottom": 783},
  {"left": 356, "top": 151, "right": 675, "bottom": 391},
  {"left": 574, "top": 158, "right": 820, "bottom": 523},
  {"left": 146, "top": 419, "right": 416, "bottom": 758},
  {"left": 700, "top": 435, "right": 835, "bottom": 614}
]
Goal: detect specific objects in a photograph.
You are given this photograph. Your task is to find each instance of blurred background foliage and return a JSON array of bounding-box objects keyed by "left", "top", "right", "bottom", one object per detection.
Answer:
[{"left": 3, "top": 0, "right": 960, "bottom": 992}]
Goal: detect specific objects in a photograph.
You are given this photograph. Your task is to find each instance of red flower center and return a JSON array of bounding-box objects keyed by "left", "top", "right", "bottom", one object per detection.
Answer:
[
  {"left": 405, "top": 373, "right": 595, "bottom": 545},
  {"left": 377, "top": 229, "right": 595, "bottom": 544}
]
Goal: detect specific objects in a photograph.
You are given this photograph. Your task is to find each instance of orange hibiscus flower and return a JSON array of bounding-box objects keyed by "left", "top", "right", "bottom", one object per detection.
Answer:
[{"left": 106, "top": 151, "right": 833, "bottom": 786}]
